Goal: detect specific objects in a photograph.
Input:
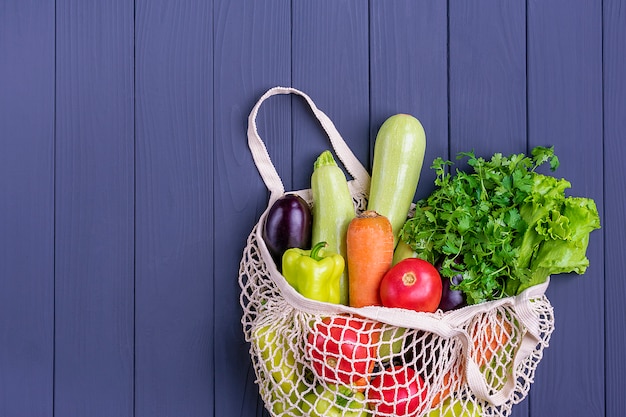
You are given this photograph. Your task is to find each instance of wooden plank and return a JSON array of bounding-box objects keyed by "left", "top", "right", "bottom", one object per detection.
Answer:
[
  {"left": 448, "top": 2, "right": 528, "bottom": 416},
  {"left": 527, "top": 1, "right": 604, "bottom": 415},
  {"left": 0, "top": 2, "right": 54, "bottom": 416},
  {"left": 369, "top": 0, "right": 448, "bottom": 201},
  {"left": 54, "top": 1, "right": 134, "bottom": 416},
  {"left": 603, "top": 0, "right": 626, "bottom": 414},
  {"left": 449, "top": 0, "right": 527, "bottom": 162},
  {"left": 134, "top": 2, "right": 214, "bottom": 417},
  {"left": 212, "top": 1, "right": 291, "bottom": 416},
  {"left": 292, "top": 0, "right": 370, "bottom": 189}
]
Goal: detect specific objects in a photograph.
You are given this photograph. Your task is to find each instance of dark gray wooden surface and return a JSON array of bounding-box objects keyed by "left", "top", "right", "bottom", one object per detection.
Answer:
[{"left": 1, "top": 1, "right": 622, "bottom": 416}]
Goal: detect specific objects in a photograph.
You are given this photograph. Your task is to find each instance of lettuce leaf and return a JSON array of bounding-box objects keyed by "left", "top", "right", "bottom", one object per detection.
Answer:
[{"left": 517, "top": 197, "right": 600, "bottom": 292}]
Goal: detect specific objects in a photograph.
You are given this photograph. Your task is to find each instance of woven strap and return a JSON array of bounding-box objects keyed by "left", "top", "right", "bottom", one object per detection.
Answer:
[{"left": 247, "top": 86, "right": 371, "bottom": 201}]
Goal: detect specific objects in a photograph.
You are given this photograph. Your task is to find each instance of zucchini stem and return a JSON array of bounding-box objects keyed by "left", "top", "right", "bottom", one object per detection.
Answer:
[{"left": 314, "top": 150, "right": 337, "bottom": 170}]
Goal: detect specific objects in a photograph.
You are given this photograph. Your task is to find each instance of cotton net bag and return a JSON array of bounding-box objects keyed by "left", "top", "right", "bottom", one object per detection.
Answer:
[{"left": 239, "top": 87, "right": 555, "bottom": 417}]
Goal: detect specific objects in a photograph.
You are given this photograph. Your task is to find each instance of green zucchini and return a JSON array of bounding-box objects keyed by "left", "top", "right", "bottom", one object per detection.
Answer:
[
  {"left": 311, "top": 150, "right": 356, "bottom": 305},
  {"left": 367, "top": 114, "right": 426, "bottom": 247}
]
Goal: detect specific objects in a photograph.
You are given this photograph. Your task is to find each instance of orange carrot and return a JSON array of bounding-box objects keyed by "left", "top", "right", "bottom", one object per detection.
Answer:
[
  {"left": 431, "top": 360, "right": 464, "bottom": 408},
  {"left": 347, "top": 210, "right": 394, "bottom": 307},
  {"left": 470, "top": 312, "right": 516, "bottom": 367}
]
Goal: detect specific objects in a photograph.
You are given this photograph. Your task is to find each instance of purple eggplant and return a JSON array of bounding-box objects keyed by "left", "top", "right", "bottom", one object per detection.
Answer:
[
  {"left": 262, "top": 194, "right": 312, "bottom": 269},
  {"left": 436, "top": 260, "right": 467, "bottom": 311},
  {"left": 438, "top": 273, "right": 467, "bottom": 311}
]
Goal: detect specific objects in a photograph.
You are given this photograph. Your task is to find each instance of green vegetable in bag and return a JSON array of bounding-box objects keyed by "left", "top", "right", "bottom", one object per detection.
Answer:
[
  {"left": 507, "top": 188, "right": 601, "bottom": 294},
  {"left": 427, "top": 398, "right": 482, "bottom": 417},
  {"left": 368, "top": 114, "right": 427, "bottom": 247},
  {"left": 300, "top": 384, "right": 370, "bottom": 417},
  {"left": 399, "top": 146, "right": 600, "bottom": 304},
  {"left": 282, "top": 241, "right": 345, "bottom": 304},
  {"left": 311, "top": 150, "right": 356, "bottom": 305},
  {"left": 254, "top": 324, "right": 303, "bottom": 396}
]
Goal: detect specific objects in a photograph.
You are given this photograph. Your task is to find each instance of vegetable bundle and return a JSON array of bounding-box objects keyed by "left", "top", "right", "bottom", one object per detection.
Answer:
[
  {"left": 262, "top": 110, "right": 601, "bottom": 310},
  {"left": 263, "top": 114, "right": 429, "bottom": 309},
  {"left": 399, "top": 146, "right": 601, "bottom": 305},
  {"left": 243, "top": 87, "right": 597, "bottom": 417}
]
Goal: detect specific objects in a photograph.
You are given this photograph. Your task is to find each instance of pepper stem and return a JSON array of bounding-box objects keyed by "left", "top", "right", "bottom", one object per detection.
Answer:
[{"left": 310, "top": 241, "right": 327, "bottom": 261}]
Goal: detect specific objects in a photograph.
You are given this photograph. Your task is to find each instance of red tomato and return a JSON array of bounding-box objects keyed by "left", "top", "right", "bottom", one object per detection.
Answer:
[
  {"left": 306, "top": 315, "right": 380, "bottom": 390},
  {"left": 379, "top": 258, "right": 442, "bottom": 313},
  {"left": 367, "top": 365, "right": 428, "bottom": 416}
]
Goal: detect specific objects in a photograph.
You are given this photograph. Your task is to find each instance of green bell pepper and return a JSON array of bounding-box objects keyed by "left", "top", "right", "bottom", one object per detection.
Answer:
[
  {"left": 301, "top": 384, "right": 370, "bottom": 417},
  {"left": 282, "top": 241, "right": 345, "bottom": 304}
]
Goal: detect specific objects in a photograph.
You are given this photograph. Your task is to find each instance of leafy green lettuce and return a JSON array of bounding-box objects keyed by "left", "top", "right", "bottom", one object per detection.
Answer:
[
  {"left": 512, "top": 195, "right": 600, "bottom": 293},
  {"left": 399, "top": 146, "right": 601, "bottom": 305}
]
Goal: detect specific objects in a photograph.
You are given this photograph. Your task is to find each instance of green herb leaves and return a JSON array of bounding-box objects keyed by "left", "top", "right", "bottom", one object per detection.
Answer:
[{"left": 399, "top": 146, "right": 600, "bottom": 305}]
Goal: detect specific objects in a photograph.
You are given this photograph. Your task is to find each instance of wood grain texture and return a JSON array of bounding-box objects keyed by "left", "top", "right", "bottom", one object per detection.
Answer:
[
  {"left": 54, "top": 1, "right": 135, "bottom": 416},
  {"left": 0, "top": 2, "right": 54, "bottom": 416},
  {"left": 603, "top": 0, "right": 626, "bottom": 415},
  {"left": 292, "top": 0, "right": 370, "bottom": 189},
  {"left": 527, "top": 1, "right": 605, "bottom": 415},
  {"left": 212, "top": 1, "right": 291, "bottom": 416},
  {"left": 449, "top": 0, "right": 527, "bottom": 164},
  {"left": 0, "top": 2, "right": 623, "bottom": 416},
  {"left": 134, "top": 2, "right": 214, "bottom": 417},
  {"left": 369, "top": 0, "right": 448, "bottom": 201}
]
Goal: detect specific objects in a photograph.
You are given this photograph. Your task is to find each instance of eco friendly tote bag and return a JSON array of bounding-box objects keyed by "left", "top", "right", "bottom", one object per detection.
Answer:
[{"left": 239, "top": 87, "right": 555, "bottom": 417}]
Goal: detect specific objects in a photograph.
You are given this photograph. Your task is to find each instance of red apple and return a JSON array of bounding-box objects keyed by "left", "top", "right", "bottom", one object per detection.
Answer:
[{"left": 367, "top": 365, "right": 428, "bottom": 416}]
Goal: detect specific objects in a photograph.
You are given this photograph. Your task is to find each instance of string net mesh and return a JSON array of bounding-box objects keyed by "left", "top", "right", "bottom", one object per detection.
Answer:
[{"left": 239, "top": 191, "right": 555, "bottom": 417}]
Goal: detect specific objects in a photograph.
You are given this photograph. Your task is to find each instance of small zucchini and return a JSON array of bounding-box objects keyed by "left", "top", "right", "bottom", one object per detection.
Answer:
[
  {"left": 311, "top": 150, "right": 356, "bottom": 305},
  {"left": 367, "top": 114, "right": 426, "bottom": 247}
]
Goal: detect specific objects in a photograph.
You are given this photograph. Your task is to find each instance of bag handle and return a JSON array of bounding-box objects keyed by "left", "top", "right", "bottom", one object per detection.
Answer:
[
  {"left": 247, "top": 86, "right": 371, "bottom": 201},
  {"left": 460, "top": 279, "right": 551, "bottom": 405}
]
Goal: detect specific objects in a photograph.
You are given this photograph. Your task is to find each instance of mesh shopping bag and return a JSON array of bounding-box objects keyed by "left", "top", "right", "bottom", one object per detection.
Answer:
[{"left": 239, "top": 87, "right": 555, "bottom": 417}]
